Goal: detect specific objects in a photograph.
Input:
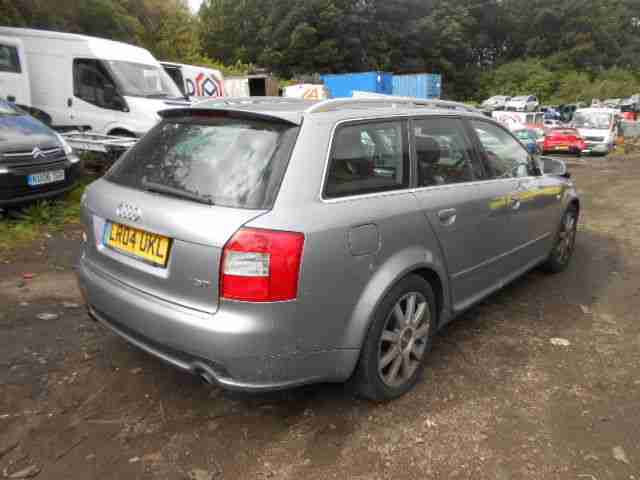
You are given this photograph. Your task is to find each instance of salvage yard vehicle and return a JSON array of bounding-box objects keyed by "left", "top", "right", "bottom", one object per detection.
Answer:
[
  {"left": 0, "top": 98, "right": 81, "bottom": 208},
  {"left": 571, "top": 107, "right": 619, "bottom": 155},
  {"left": 481, "top": 95, "right": 511, "bottom": 111},
  {"left": 513, "top": 128, "right": 541, "bottom": 154},
  {"left": 161, "top": 62, "right": 225, "bottom": 99},
  {"left": 543, "top": 127, "right": 586, "bottom": 155},
  {"left": 77, "top": 97, "right": 580, "bottom": 401},
  {"left": 0, "top": 27, "right": 190, "bottom": 138},
  {"left": 505, "top": 95, "right": 539, "bottom": 112}
]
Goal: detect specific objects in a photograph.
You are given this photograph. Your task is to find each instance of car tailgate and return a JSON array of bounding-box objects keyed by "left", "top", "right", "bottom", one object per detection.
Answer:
[{"left": 82, "top": 179, "right": 267, "bottom": 314}]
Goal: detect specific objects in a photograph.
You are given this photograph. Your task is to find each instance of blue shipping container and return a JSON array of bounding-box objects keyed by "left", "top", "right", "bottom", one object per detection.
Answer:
[
  {"left": 320, "top": 72, "right": 393, "bottom": 98},
  {"left": 392, "top": 74, "right": 442, "bottom": 99}
]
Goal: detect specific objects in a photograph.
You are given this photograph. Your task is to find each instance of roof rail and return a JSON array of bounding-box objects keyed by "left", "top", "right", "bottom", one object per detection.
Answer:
[
  {"left": 305, "top": 96, "right": 481, "bottom": 115},
  {"left": 197, "top": 97, "right": 308, "bottom": 108}
]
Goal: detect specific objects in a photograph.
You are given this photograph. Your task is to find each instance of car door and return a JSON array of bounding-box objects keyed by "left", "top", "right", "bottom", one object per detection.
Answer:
[
  {"left": 469, "top": 119, "right": 558, "bottom": 275},
  {"left": 70, "top": 58, "right": 127, "bottom": 133},
  {"left": 0, "top": 37, "right": 30, "bottom": 106},
  {"left": 410, "top": 116, "right": 515, "bottom": 312}
]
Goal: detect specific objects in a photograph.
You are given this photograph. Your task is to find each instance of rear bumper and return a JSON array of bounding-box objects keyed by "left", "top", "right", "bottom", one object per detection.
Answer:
[
  {"left": 581, "top": 143, "right": 611, "bottom": 154},
  {"left": 77, "top": 256, "right": 359, "bottom": 392},
  {"left": 0, "top": 159, "right": 82, "bottom": 207},
  {"left": 543, "top": 144, "right": 584, "bottom": 154}
]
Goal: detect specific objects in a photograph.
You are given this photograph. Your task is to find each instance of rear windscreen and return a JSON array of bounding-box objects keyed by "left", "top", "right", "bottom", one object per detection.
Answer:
[{"left": 106, "top": 116, "right": 299, "bottom": 209}]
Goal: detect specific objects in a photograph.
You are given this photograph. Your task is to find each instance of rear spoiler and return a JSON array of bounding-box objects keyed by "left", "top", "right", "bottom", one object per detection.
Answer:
[{"left": 158, "top": 107, "right": 300, "bottom": 126}]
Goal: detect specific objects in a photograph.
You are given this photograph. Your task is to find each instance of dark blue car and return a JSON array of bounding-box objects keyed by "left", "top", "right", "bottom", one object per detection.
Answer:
[{"left": 0, "top": 99, "right": 82, "bottom": 208}]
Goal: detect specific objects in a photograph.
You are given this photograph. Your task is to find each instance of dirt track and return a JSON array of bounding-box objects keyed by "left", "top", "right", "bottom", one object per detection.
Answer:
[{"left": 1, "top": 155, "right": 640, "bottom": 480}]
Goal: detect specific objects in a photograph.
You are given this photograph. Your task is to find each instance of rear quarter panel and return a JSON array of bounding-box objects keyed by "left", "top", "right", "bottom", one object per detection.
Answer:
[{"left": 248, "top": 116, "right": 450, "bottom": 356}]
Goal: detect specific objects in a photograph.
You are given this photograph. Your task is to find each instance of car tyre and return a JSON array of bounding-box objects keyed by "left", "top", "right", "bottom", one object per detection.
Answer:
[
  {"left": 352, "top": 275, "right": 436, "bottom": 401},
  {"left": 542, "top": 206, "right": 578, "bottom": 273}
]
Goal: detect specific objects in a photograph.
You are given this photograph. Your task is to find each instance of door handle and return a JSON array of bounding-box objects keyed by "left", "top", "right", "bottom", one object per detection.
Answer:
[
  {"left": 67, "top": 98, "right": 73, "bottom": 107},
  {"left": 437, "top": 208, "right": 457, "bottom": 225}
]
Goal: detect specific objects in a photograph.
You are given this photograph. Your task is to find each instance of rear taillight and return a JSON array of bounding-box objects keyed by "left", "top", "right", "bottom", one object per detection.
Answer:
[{"left": 221, "top": 228, "right": 305, "bottom": 302}]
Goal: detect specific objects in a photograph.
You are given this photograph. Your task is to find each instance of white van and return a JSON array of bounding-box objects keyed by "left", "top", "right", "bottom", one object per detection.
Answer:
[
  {"left": 161, "top": 62, "right": 224, "bottom": 99},
  {"left": 0, "top": 27, "right": 189, "bottom": 137},
  {"left": 571, "top": 107, "right": 619, "bottom": 155}
]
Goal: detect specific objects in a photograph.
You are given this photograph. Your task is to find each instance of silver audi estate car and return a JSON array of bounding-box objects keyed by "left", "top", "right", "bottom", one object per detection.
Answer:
[{"left": 77, "top": 97, "right": 579, "bottom": 401}]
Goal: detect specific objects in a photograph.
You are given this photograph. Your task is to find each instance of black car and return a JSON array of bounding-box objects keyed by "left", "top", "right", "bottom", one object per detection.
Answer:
[{"left": 0, "top": 99, "right": 82, "bottom": 208}]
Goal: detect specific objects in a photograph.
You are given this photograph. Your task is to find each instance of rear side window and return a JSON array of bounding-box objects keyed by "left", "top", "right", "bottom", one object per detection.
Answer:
[
  {"left": 107, "top": 115, "right": 299, "bottom": 209},
  {"left": 413, "top": 117, "right": 484, "bottom": 186},
  {"left": 0, "top": 44, "right": 21, "bottom": 73},
  {"left": 325, "top": 121, "right": 409, "bottom": 198}
]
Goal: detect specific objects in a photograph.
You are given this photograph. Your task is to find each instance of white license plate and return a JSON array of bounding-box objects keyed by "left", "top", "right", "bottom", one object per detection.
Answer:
[{"left": 27, "top": 170, "right": 65, "bottom": 187}]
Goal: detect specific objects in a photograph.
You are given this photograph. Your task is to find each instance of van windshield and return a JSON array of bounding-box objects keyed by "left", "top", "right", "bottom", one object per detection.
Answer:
[
  {"left": 573, "top": 112, "right": 613, "bottom": 130},
  {"left": 106, "top": 60, "right": 182, "bottom": 99},
  {"left": 106, "top": 115, "right": 299, "bottom": 209}
]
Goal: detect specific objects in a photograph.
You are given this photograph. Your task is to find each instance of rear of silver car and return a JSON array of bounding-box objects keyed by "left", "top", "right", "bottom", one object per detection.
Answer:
[{"left": 77, "top": 108, "right": 355, "bottom": 389}]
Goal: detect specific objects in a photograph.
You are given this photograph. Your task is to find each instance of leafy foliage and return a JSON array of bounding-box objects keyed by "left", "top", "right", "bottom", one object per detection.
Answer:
[{"left": 2, "top": 0, "right": 640, "bottom": 101}]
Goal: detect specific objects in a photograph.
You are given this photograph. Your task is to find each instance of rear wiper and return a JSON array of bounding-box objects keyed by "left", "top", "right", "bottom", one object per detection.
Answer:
[{"left": 141, "top": 179, "right": 215, "bottom": 205}]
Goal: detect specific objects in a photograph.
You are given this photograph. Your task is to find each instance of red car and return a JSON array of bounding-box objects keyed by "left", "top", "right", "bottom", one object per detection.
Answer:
[{"left": 543, "top": 128, "right": 586, "bottom": 154}]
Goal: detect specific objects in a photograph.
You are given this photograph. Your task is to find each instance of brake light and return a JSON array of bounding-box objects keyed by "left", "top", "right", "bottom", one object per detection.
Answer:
[{"left": 221, "top": 228, "right": 305, "bottom": 302}]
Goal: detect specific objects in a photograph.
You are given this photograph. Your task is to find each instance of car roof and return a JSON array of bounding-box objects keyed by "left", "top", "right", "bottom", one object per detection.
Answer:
[
  {"left": 190, "top": 97, "right": 485, "bottom": 125},
  {"left": 575, "top": 107, "right": 618, "bottom": 114}
]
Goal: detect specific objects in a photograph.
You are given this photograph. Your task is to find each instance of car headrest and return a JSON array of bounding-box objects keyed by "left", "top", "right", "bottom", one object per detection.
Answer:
[
  {"left": 334, "top": 128, "right": 367, "bottom": 160},
  {"left": 415, "top": 136, "right": 441, "bottom": 165}
]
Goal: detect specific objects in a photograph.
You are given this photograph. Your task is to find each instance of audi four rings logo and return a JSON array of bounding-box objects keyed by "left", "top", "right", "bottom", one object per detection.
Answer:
[
  {"left": 31, "top": 147, "right": 45, "bottom": 159},
  {"left": 116, "top": 202, "right": 142, "bottom": 222}
]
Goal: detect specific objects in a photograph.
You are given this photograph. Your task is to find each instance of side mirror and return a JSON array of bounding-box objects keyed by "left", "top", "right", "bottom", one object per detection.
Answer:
[{"left": 538, "top": 156, "right": 570, "bottom": 178}]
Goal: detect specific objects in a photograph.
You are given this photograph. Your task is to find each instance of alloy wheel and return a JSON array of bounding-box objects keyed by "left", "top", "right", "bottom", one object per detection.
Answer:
[
  {"left": 555, "top": 211, "right": 577, "bottom": 264},
  {"left": 378, "top": 292, "right": 431, "bottom": 388}
]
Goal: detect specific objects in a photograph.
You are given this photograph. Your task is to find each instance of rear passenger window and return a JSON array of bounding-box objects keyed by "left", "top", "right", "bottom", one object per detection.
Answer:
[
  {"left": 413, "top": 118, "right": 483, "bottom": 186},
  {"left": 0, "top": 44, "right": 21, "bottom": 73},
  {"left": 325, "top": 121, "right": 409, "bottom": 198},
  {"left": 470, "top": 120, "right": 534, "bottom": 178}
]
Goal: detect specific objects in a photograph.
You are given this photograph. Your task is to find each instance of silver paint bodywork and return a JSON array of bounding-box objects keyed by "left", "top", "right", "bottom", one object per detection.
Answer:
[{"left": 77, "top": 99, "right": 579, "bottom": 391}]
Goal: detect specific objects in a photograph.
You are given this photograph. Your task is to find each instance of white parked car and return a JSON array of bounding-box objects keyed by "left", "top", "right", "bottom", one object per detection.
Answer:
[
  {"left": 481, "top": 95, "right": 511, "bottom": 111},
  {"left": 506, "top": 95, "right": 539, "bottom": 112}
]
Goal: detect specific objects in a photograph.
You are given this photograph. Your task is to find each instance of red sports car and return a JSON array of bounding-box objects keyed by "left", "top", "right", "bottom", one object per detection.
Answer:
[{"left": 543, "top": 128, "right": 586, "bottom": 154}]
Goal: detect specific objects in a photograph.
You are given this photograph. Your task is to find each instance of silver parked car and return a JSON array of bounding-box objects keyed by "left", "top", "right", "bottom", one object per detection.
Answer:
[{"left": 77, "top": 97, "right": 579, "bottom": 401}]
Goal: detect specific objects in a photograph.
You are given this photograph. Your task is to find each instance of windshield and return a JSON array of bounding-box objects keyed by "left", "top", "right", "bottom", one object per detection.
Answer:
[
  {"left": 514, "top": 130, "right": 533, "bottom": 141},
  {"left": 0, "top": 99, "right": 20, "bottom": 116},
  {"left": 107, "top": 115, "right": 299, "bottom": 209},
  {"left": 106, "top": 60, "right": 182, "bottom": 98},
  {"left": 573, "top": 112, "right": 613, "bottom": 130}
]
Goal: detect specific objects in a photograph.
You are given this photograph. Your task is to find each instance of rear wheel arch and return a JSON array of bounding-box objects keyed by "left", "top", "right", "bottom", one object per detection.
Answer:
[
  {"left": 409, "top": 267, "right": 444, "bottom": 326},
  {"left": 343, "top": 249, "right": 449, "bottom": 356}
]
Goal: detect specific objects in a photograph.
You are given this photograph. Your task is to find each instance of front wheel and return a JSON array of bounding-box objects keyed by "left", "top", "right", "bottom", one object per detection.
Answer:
[
  {"left": 352, "top": 275, "right": 437, "bottom": 401},
  {"left": 542, "top": 206, "right": 578, "bottom": 273}
]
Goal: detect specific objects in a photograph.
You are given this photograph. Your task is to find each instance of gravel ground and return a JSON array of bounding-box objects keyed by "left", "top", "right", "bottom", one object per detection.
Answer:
[{"left": 1, "top": 154, "right": 639, "bottom": 480}]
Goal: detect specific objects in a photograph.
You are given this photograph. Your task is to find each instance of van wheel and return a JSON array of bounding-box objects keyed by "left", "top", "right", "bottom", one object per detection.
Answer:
[
  {"left": 352, "top": 275, "right": 436, "bottom": 401},
  {"left": 542, "top": 206, "right": 578, "bottom": 273}
]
